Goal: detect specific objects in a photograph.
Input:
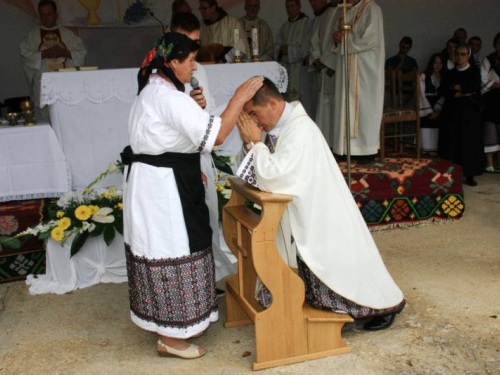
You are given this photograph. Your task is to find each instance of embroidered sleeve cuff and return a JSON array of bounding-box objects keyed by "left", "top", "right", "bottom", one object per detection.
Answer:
[
  {"left": 237, "top": 148, "right": 260, "bottom": 189},
  {"left": 197, "top": 115, "right": 222, "bottom": 153}
]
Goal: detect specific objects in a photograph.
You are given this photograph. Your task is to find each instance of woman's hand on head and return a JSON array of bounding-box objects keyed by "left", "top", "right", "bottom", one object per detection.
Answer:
[{"left": 234, "top": 76, "right": 264, "bottom": 104}]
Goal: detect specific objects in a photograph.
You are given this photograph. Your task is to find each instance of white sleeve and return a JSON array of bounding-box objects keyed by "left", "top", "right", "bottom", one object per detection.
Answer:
[
  {"left": 481, "top": 58, "right": 495, "bottom": 94},
  {"left": 158, "top": 91, "right": 222, "bottom": 153},
  {"left": 348, "top": 6, "right": 384, "bottom": 54}
]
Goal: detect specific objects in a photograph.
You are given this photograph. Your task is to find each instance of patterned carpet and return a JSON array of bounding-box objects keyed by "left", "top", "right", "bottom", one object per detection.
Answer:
[
  {"left": 0, "top": 199, "right": 46, "bottom": 283},
  {"left": 338, "top": 158, "right": 465, "bottom": 230}
]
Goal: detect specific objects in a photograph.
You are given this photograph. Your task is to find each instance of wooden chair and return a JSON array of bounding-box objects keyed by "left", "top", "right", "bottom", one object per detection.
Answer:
[
  {"left": 223, "top": 178, "right": 353, "bottom": 371},
  {"left": 380, "top": 70, "right": 421, "bottom": 159}
]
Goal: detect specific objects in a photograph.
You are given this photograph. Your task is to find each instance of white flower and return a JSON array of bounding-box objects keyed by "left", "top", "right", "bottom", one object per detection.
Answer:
[
  {"left": 107, "top": 163, "right": 118, "bottom": 173},
  {"left": 80, "top": 221, "right": 96, "bottom": 233},
  {"left": 229, "top": 156, "right": 237, "bottom": 165},
  {"left": 92, "top": 207, "right": 115, "bottom": 224},
  {"left": 222, "top": 189, "right": 232, "bottom": 200}
]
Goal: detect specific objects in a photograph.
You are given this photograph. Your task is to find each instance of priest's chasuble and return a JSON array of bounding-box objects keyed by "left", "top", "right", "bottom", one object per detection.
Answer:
[
  {"left": 238, "top": 102, "right": 404, "bottom": 309},
  {"left": 332, "top": 0, "right": 385, "bottom": 156},
  {"left": 200, "top": 14, "right": 250, "bottom": 59},
  {"left": 238, "top": 16, "right": 274, "bottom": 61},
  {"left": 309, "top": 5, "right": 340, "bottom": 146},
  {"left": 20, "top": 26, "right": 86, "bottom": 109}
]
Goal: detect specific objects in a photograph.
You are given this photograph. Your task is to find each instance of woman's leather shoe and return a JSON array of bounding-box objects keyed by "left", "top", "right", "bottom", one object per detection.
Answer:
[
  {"left": 364, "top": 313, "right": 397, "bottom": 331},
  {"left": 465, "top": 177, "right": 477, "bottom": 186}
]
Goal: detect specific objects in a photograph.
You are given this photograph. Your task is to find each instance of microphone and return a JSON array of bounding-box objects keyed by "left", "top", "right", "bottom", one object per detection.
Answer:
[
  {"left": 190, "top": 77, "right": 200, "bottom": 91},
  {"left": 149, "top": 11, "right": 165, "bottom": 33}
]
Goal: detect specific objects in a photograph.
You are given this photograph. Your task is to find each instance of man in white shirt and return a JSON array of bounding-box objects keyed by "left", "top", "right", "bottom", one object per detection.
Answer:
[{"left": 20, "top": 0, "right": 86, "bottom": 120}]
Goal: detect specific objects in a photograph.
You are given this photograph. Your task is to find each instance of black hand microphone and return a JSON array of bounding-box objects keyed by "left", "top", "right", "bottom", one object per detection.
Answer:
[{"left": 191, "top": 77, "right": 200, "bottom": 91}]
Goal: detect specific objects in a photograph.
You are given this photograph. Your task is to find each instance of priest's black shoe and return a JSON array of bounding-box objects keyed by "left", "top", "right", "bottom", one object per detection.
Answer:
[
  {"left": 363, "top": 313, "right": 397, "bottom": 331},
  {"left": 465, "top": 177, "right": 477, "bottom": 186}
]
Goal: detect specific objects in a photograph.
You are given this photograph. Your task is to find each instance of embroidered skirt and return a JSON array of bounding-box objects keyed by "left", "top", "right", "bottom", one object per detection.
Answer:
[
  {"left": 256, "top": 257, "right": 405, "bottom": 319},
  {"left": 126, "top": 245, "right": 218, "bottom": 339}
]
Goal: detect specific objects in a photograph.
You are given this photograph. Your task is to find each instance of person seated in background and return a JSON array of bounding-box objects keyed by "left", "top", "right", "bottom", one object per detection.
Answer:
[
  {"left": 172, "top": 0, "right": 192, "bottom": 16},
  {"left": 385, "top": 36, "right": 418, "bottom": 74},
  {"left": 468, "top": 36, "right": 483, "bottom": 68},
  {"left": 439, "top": 44, "right": 484, "bottom": 186},
  {"left": 239, "top": 0, "right": 274, "bottom": 61},
  {"left": 199, "top": 0, "right": 250, "bottom": 61},
  {"left": 236, "top": 78, "right": 406, "bottom": 331},
  {"left": 481, "top": 32, "right": 500, "bottom": 173},
  {"left": 442, "top": 38, "right": 459, "bottom": 72},
  {"left": 453, "top": 28, "right": 468, "bottom": 45},
  {"left": 419, "top": 53, "right": 445, "bottom": 155},
  {"left": 20, "top": 0, "right": 86, "bottom": 120}
]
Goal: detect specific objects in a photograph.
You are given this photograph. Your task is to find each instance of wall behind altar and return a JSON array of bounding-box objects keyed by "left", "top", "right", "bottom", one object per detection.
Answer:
[{"left": 1, "top": 0, "right": 500, "bottom": 104}]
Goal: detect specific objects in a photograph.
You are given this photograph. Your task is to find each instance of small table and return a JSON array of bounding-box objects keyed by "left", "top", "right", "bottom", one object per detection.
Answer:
[{"left": 0, "top": 122, "right": 71, "bottom": 203}]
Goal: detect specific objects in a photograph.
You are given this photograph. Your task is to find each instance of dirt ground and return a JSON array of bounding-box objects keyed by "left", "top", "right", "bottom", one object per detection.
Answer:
[{"left": 1, "top": 173, "right": 499, "bottom": 375}]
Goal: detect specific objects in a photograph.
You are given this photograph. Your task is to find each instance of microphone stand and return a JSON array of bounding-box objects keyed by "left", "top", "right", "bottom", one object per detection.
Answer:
[{"left": 149, "top": 11, "right": 165, "bottom": 33}]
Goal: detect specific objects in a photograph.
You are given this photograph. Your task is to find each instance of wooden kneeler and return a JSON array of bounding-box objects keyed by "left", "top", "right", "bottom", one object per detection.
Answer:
[{"left": 223, "top": 178, "right": 353, "bottom": 371}]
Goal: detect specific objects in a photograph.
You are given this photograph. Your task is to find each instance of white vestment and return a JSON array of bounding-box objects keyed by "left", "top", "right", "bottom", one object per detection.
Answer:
[
  {"left": 20, "top": 26, "right": 86, "bottom": 117},
  {"left": 185, "top": 64, "right": 235, "bottom": 282},
  {"left": 332, "top": 0, "right": 385, "bottom": 156},
  {"left": 238, "top": 102, "right": 404, "bottom": 309},
  {"left": 275, "top": 13, "right": 313, "bottom": 113},
  {"left": 306, "top": 5, "right": 335, "bottom": 121},
  {"left": 309, "top": 6, "right": 339, "bottom": 146},
  {"left": 238, "top": 16, "right": 274, "bottom": 61},
  {"left": 124, "top": 75, "right": 221, "bottom": 338},
  {"left": 200, "top": 14, "right": 250, "bottom": 60}
]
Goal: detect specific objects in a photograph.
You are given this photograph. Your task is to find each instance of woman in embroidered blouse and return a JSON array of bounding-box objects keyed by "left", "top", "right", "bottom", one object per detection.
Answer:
[
  {"left": 481, "top": 32, "right": 500, "bottom": 172},
  {"left": 122, "top": 31, "right": 263, "bottom": 359},
  {"left": 419, "top": 53, "right": 445, "bottom": 155}
]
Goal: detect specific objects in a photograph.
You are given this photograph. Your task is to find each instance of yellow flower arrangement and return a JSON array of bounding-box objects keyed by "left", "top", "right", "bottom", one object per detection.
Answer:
[
  {"left": 51, "top": 227, "right": 64, "bottom": 242},
  {"left": 89, "top": 205, "right": 100, "bottom": 214},
  {"left": 58, "top": 217, "right": 71, "bottom": 230},
  {"left": 56, "top": 210, "right": 65, "bottom": 218},
  {"left": 103, "top": 192, "right": 117, "bottom": 199},
  {"left": 116, "top": 203, "right": 123, "bottom": 210},
  {"left": 75, "top": 205, "right": 92, "bottom": 221}
]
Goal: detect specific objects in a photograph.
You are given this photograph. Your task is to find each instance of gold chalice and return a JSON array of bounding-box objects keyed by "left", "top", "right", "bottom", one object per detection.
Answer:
[
  {"left": 23, "top": 110, "right": 36, "bottom": 126},
  {"left": 78, "top": 0, "right": 102, "bottom": 25},
  {"left": 20, "top": 100, "right": 34, "bottom": 112},
  {"left": 6, "top": 112, "right": 21, "bottom": 125}
]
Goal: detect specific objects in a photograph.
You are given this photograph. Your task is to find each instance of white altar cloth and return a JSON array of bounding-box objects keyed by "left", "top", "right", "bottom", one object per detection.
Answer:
[
  {"left": 26, "top": 234, "right": 127, "bottom": 295},
  {"left": 40, "top": 62, "right": 287, "bottom": 189},
  {"left": 0, "top": 123, "right": 71, "bottom": 203}
]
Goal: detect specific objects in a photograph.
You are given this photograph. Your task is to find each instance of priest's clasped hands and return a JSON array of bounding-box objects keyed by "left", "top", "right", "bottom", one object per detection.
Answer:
[{"left": 237, "top": 111, "right": 262, "bottom": 146}]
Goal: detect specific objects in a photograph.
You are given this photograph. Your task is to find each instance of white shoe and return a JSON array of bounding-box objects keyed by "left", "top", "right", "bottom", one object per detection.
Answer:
[{"left": 157, "top": 339, "right": 206, "bottom": 359}]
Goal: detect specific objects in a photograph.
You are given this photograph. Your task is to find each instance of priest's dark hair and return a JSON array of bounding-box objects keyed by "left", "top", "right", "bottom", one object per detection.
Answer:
[
  {"left": 38, "top": 0, "right": 57, "bottom": 12},
  {"left": 170, "top": 12, "right": 201, "bottom": 32},
  {"left": 202, "top": 0, "right": 219, "bottom": 7},
  {"left": 251, "top": 77, "right": 283, "bottom": 106},
  {"left": 493, "top": 33, "right": 500, "bottom": 48}
]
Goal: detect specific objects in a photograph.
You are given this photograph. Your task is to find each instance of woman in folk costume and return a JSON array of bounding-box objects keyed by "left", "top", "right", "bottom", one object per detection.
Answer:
[{"left": 122, "top": 31, "right": 263, "bottom": 359}]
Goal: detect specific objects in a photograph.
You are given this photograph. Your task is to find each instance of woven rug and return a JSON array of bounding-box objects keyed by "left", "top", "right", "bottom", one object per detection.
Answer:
[
  {"left": 0, "top": 199, "right": 46, "bottom": 283},
  {"left": 338, "top": 158, "right": 465, "bottom": 230}
]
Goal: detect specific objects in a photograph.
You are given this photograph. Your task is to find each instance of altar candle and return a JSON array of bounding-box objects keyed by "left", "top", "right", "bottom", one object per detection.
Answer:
[
  {"left": 233, "top": 27, "right": 241, "bottom": 57},
  {"left": 251, "top": 26, "right": 259, "bottom": 56}
]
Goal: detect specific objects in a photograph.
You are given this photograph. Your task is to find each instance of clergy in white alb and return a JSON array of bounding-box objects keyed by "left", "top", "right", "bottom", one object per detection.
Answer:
[
  {"left": 308, "top": 2, "right": 340, "bottom": 146},
  {"left": 239, "top": 0, "right": 274, "bottom": 61},
  {"left": 172, "top": 11, "right": 235, "bottom": 282},
  {"left": 20, "top": 0, "right": 86, "bottom": 120},
  {"left": 122, "top": 31, "right": 263, "bottom": 358},
  {"left": 275, "top": 0, "right": 313, "bottom": 114},
  {"left": 306, "top": 0, "right": 337, "bottom": 121},
  {"left": 331, "top": 0, "right": 385, "bottom": 156},
  {"left": 199, "top": 0, "right": 250, "bottom": 61},
  {"left": 236, "top": 78, "right": 405, "bottom": 330}
]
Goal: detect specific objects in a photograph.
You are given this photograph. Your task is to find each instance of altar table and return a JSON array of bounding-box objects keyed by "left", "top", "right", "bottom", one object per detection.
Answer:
[
  {"left": 40, "top": 62, "right": 288, "bottom": 189},
  {"left": 0, "top": 123, "right": 71, "bottom": 203}
]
